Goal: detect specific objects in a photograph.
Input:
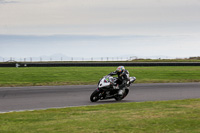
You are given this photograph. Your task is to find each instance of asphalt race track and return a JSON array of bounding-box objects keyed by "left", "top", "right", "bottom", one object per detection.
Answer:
[{"left": 0, "top": 83, "right": 200, "bottom": 113}]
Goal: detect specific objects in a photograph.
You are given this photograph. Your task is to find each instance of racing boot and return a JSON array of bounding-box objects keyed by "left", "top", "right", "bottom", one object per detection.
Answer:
[{"left": 118, "top": 87, "right": 125, "bottom": 96}]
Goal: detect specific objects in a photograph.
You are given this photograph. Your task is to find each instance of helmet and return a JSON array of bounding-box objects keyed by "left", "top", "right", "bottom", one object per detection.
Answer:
[{"left": 116, "top": 66, "right": 125, "bottom": 73}]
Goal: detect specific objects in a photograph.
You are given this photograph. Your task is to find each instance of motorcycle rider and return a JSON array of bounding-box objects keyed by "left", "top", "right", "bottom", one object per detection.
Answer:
[{"left": 108, "top": 66, "right": 130, "bottom": 95}]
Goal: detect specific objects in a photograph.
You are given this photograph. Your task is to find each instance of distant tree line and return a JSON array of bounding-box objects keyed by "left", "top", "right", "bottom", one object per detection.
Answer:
[{"left": 189, "top": 57, "right": 200, "bottom": 60}]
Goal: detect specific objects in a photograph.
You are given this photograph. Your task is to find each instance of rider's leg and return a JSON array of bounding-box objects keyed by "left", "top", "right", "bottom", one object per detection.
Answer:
[{"left": 118, "top": 80, "right": 126, "bottom": 95}]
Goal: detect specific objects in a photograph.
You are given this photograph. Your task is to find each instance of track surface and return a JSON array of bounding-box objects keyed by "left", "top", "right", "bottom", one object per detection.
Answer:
[{"left": 0, "top": 83, "right": 200, "bottom": 113}]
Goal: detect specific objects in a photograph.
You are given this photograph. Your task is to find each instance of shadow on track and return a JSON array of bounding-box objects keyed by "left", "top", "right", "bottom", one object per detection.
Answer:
[{"left": 90, "top": 100, "right": 131, "bottom": 104}]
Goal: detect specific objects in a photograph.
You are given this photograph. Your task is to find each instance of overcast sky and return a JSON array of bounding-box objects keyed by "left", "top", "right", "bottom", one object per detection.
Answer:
[{"left": 0, "top": 0, "right": 200, "bottom": 59}]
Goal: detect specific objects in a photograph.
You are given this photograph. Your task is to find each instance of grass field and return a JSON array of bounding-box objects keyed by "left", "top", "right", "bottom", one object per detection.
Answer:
[
  {"left": 1, "top": 67, "right": 200, "bottom": 132},
  {"left": 0, "top": 66, "right": 200, "bottom": 87},
  {"left": 0, "top": 98, "right": 200, "bottom": 132}
]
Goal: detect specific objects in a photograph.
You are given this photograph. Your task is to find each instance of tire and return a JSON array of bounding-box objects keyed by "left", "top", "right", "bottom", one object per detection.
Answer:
[
  {"left": 114, "top": 89, "right": 129, "bottom": 101},
  {"left": 90, "top": 90, "right": 100, "bottom": 102},
  {"left": 122, "top": 89, "right": 129, "bottom": 99},
  {"left": 114, "top": 96, "right": 122, "bottom": 101}
]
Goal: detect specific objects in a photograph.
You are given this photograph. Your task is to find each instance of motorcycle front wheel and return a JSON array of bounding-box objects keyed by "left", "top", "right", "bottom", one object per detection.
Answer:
[{"left": 90, "top": 90, "right": 100, "bottom": 102}]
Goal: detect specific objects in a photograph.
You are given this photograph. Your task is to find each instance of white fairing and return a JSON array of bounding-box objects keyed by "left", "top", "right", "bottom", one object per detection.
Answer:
[
  {"left": 98, "top": 75, "right": 135, "bottom": 88},
  {"left": 98, "top": 76, "right": 113, "bottom": 88},
  {"left": 130, "top": 77, "right": 136, "bottom": 83}
]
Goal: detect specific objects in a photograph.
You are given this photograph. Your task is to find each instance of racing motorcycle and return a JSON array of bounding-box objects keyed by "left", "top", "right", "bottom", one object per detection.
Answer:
[{"left": 90, "top": 75, "right": 136, "bottom": 102}]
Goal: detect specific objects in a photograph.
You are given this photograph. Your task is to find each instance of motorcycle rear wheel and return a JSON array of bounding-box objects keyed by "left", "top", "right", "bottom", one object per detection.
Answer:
[
  {"left": 90, "top": 90, "right": 100, "bottom": 102},
  {"left": 114, "top": 89, "right": 129, "bottom": 101},
  {"left": 114, "top": 96, "right": 122, "bottom": 101}
]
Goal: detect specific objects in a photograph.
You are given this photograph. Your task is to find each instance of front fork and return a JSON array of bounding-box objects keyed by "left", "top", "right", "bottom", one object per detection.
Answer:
[{"left": 96, "top": 88, "right": 105, "bottom": 99}]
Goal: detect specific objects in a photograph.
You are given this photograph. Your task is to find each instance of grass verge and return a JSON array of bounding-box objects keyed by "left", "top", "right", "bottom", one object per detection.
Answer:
[
  {"left": 0, "top": 66, "right": 200, "bottom": 87},
  {"left": 0, "top": 98, "right": 200, "bottom": 132}
]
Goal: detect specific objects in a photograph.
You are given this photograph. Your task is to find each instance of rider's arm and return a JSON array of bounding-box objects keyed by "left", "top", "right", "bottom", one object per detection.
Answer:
[{"left": 108, "top": 71, "right": 117, "bottom": 76}]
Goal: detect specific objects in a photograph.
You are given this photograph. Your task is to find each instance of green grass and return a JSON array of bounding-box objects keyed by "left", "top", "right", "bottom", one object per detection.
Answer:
[
  {"left": 0, "top": 98, "right": 200, "bottom": 133},
  {"left": 0, "top": 66, "right": 200, "bottom": 87}
]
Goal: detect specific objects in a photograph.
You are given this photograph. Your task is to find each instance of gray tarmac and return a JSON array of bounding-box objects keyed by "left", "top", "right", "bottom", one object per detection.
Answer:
[{"left": 0, "top": 83, "right": 200, "bottom": 113}]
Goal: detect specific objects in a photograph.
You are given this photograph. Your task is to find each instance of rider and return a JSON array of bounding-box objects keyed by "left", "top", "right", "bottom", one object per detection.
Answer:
[{"left": 108, "top": 66, "right": 130, "bottom": 95}]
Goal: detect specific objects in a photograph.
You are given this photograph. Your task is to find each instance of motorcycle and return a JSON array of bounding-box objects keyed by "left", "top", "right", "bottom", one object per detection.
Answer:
[{"left": 90, "top": 75, "right": 136, "bottom": 102}]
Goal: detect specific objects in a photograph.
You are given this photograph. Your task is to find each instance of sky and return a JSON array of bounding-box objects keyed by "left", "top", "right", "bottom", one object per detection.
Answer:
[{"left": 0, "top": 0, "right": 200, "bottom": 60}]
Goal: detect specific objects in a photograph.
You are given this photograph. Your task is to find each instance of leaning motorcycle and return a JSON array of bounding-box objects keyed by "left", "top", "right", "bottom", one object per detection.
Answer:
[{"left": 90, "top": 75, "right": 136, "bottom": 102}]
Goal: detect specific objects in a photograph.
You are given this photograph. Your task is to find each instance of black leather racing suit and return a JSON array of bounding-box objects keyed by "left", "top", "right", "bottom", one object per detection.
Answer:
[{"left": 108, "top": 70, "right": 130, "bottom": 90}]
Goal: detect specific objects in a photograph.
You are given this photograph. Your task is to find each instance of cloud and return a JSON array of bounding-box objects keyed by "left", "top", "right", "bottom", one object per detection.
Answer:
[{"left": 0, "top": 0, "right": 200, "bottom": 36}]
